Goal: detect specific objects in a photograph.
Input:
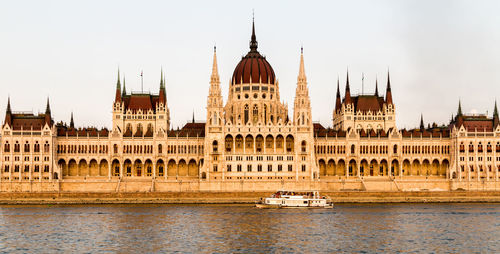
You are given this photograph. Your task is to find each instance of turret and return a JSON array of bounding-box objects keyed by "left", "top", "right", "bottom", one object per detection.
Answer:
[
  {"left": 115, "top": 69, "right": 121, "bottom": 103},
  {"left": 159, "top": 70, "right": 166, "bottom": 104},
  {"left": 293, "top": 47, "right": 312, "bottom": 127},
  {"left": 206, "top": 46, "right": 223, "bottom": 126},
  {"left": 45, "top": 97, "right": 52, "bottom": 126},
  {"left": 344, "top": 71, "right": 352, "bottom": 105},
  {"left": 420, "top": 114, "right": 424, "bottom": 130},
  {"left": 334, "top": 78, "right": 341, "bottom": 113},
  {"left": 493, "top": 100, "right": 499, "bottom": 128},
  {"left": 4, "top": 97, "right": 12, "bottom": 126},
  {"left": 385, "top": 72, "right": 393, "bottom": 105},
  {"left": 70, "top": 112, "right": 74, "bottom": 128},
  {"left": 456, "top": 100, "right": 464, "bottom": 127}
]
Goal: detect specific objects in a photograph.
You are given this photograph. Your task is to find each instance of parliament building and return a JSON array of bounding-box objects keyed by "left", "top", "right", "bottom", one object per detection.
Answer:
[{"left": 1, "top": 21, "right": 499, "bottom": 192}]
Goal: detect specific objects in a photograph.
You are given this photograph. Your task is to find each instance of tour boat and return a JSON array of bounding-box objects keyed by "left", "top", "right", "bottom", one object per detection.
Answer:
[{"left": 256, "top": 191, "right": 333, "bottom": 209}]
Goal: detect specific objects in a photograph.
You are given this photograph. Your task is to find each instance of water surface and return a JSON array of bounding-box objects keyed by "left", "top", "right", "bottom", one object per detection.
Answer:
[{"left": 0, "top": 203, "right": 498, "bottom": 253}]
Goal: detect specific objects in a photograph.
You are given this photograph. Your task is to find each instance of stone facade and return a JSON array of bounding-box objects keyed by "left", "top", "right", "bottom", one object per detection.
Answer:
[{"left": 1, "top": 21, "right": 500, "bottom": 192}]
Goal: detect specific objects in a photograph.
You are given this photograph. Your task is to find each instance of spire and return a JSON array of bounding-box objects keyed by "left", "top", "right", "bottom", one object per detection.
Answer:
[
  {"left": 207, "top": 46, "right": 222, "bottom": 110},
  {"left": 192, "top": 110, "right": 195, "bottom": 123},
  {"left": 211, "top": 46, "right": 220, "bottom": 83},
  {"left": 344, "top": 70, "right": 352, "bottom": 104},
  {"left": 335, "top": 77, "right": 342, "bottom": 112},
  {"left": 122, "top": 76, "right": 127, "bottom": 97},
  {"left": 70, "top": 112, "right": 74, "bottom": 128},
  {"left": 493, "top": 100, "right": 499, "bottom": 127},
  {"left": 4, "top": 97, "right": 12, "bottom": 126},
  {"left": 375, "top": 78, "right": 379, "bottom": 97},
  {"left": 45, "top": 97, "right": 52, "bottom": 126},
  {"left": 160, "top": 68, "right": 164, "bottom": 89},
  {"left": 115, "top": 68, "right": 122, "bottom": 102},
  {"left": 457, "top": 99, "right": 463, "bottom": 116},
  {"left": 6, "top": 96, "right": 11, "bottom": 114},
  {"left": 249, "top": 16, "right": 258, "bottom": 52},
  {"left": 116, "top": 68, "right": 121, "bottom": 89},
  {"left": 420, "top": 114, "right": 424, "bottom": 130},
  {"left": 159, "top": 69, "right": 166, "bottom": 104},
  {"left": 385, "top": 71, "right": 393, "bottom": 104},
  {"left": 45, "top": 97, "right": 51, "bottom": 115},
  {"left": 297, "top": 46, "right": 306, "bottom": 82}
]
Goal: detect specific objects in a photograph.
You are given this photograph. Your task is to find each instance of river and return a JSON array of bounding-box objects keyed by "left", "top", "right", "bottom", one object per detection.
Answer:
[{"left": 0, "top": 204, "right": 498, "bottom": 253}]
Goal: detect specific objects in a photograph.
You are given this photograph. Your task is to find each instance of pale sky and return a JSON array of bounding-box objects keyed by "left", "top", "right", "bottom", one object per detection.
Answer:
[{"left": 1, "top": 0, "right": 499, "bottom": 130}]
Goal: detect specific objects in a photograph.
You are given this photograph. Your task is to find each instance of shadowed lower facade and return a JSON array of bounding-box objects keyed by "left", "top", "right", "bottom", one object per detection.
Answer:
[{"left": 1, "top": 20, "right": 500, "bottom": 192}]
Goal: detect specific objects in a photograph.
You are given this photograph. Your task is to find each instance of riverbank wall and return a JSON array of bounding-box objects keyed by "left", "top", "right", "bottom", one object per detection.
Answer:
[
  {"left": 0, "top": 191, "right": 499, "bottom": 205},
  {"left": 1, "top": 178, "right": 500, "bottom": 204},
  {"left": 1, "top": 178, "right": 500, "bottom": 193}
]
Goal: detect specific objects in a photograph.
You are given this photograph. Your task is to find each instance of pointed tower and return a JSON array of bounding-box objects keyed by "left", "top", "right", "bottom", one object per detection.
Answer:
[
  {"left": 4, "top": 97, "right": 12, "bottom": 126},
  {"left": 344, "top": 71, "right": 352, "bottom": 105},
  {"left": 70, "top": 112, "right": 74, "bottom": 128},
  {"left": 385, "top": 72, "right": 393, "bottom": 105},
  {"left": 115, "top": 69, "right": 122, "bottom": 103},
  {"left": 293, "top": 47, "right": 312, "bottom": 127},
  {"left": 293, "top": 47, "right": 316, "bottom": 181},
  {"left": 122, "top": 76, "right": 127, "bottom": 97},
  {"left": 493, "top": 100, "right": 499, "bottom": 128},
  {"left": 159, "top": 70, "right": 166, "bottom": 104},
  {"left": 44, "top": 97, "right": 52, "bottom": 126},
  {"left": 420, "top": 114, "right": 424, "bottom": 130},
  {"left": 457, "top": 99, "right": 463, "bottom": 116},
  {"left": 335, "top": 78, "right": 342, "bottom": 114},
  {"left": 455, "top": 99, "right": 464, "bottom": 128},
  {"left": 206, "top": 46, "right": 223, "bottom": 127},
  {"left": 375, "top": 78, "right": 379, "bottom": 97}
]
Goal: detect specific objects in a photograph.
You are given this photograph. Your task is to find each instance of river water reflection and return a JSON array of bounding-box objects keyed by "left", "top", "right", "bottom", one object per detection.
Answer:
[{"left": 0, "top": 203, "right": 498, "bottom": 253}]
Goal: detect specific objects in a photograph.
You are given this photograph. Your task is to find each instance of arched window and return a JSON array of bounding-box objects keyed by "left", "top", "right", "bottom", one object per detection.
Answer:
[
  {"left": 487, "top": 142, "right": 492, "bottom": 153},
  {"left": 147, "top": 124, "right": 153, "bottom": 134},
  {"left": 351, "top": 144, "right": 355, "bottom": 154},
  {"left": 44, "top": 141, "right": 50, "bottom": 153},
  {"left": 34, "top": 142, "right": 40, "bottom": 153},
  {"left": 393, "top": 145, "right": 398, "bottom": 154},
  {"left": 478, "top": 142, "right": 483, "bottom": 153},
  {"left": 460, "top": 142, "right": 465, "bottom": 153},
  {"left": 244, "top": 104, "right": 249, "bottom": 124},
  {"left": 253, "top": 104, "right": 258, "bottom": 123},
  {"left": 212, "top": 140, "right": 218, "bottom": 153},
  {"left": 24, "top": 142, "right": 30, "bottom": 153},
  {"left": 113, "top": 144, "right": 118, "bottom": 154},
  {"left": 4, "top": 142, "right": 9, "bottom": 153},
  {"left": 14, "top": 142, "right": 20, "bottom": 153},
  {"left": 469, "top": 142, "right": 474, "bottom": 153},
  {"left": 158, "top": 144, "right": 163, "bottom": 154},
  {"left": 301, "top": 140, "right": 307, "bottom": 153},
  {"left": 264, "top": 104, "right": 267, "bottom": 124}
]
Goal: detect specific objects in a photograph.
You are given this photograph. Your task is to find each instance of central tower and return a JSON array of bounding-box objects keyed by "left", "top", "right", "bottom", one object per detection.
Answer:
[{"left": 224, "top": 19, "right": 288, "bottom": 125}]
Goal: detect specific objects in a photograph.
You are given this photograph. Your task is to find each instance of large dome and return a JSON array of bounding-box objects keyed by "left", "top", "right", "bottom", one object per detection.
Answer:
[{"left": 231, "top": 21, "right": 276, "bottom": 85}]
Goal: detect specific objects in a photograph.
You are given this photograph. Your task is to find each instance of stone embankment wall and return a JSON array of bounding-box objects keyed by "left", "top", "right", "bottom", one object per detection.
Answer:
[
  {"left": 0, "top": 191, "right": 499, "bottom": 204},
  {"left": 1, "top": 178, "right": 500, "bottom": 193}
]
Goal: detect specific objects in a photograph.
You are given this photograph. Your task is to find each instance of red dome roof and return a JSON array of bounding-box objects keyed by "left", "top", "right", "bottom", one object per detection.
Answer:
[{"left": 231, "top": 20, "right": 276, "bottom": 85}]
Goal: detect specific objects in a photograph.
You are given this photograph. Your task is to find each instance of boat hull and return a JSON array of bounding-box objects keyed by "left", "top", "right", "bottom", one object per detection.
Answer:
[{"left": 255, "top": 203, "right": 333, "bottom": 209}]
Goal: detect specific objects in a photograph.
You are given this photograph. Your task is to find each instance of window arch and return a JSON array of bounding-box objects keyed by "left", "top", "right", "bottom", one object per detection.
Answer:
[
  {"left": 393, "top": 144, "right": 398, "bottom": 154},
  {"left": 212, "top": 140, "right": 218, "bottom": 153},
  {"left": 244, "top": 104, "right": 249, "bottom": 124},
  {"left": 253, "top": 104, "right": 258, "bottom": 123},
  {"left": 301, "top": 140, "right": 307, "bottom": 153},
  {"left": 158, "top": 144, "right": 163, "bottom": 154}
]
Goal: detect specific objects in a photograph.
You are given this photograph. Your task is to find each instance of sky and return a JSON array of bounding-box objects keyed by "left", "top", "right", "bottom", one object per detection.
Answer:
[{"left": 1, "top": 0, "right": 499, "bottom": 130}]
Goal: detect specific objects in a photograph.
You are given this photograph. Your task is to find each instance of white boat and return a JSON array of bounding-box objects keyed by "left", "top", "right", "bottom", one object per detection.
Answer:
[{"left": 256, "top": 190, "right": 333, "bottom": 209}]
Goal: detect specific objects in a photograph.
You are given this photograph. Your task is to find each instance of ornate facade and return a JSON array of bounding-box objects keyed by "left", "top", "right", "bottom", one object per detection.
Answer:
[{"left": 1, "top": 20, "right": 500, "bottom": 190}]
